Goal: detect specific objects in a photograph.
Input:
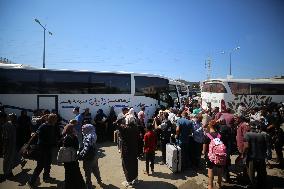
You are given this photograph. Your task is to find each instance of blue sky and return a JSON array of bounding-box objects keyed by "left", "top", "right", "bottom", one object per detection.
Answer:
[{"left": 0, "top": 0, "right": 284, "bottom": 81}]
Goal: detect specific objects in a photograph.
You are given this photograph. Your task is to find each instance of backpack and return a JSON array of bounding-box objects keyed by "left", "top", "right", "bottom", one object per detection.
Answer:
[{"left": 206, "top": 133, "right": 227, "bottom": 165}]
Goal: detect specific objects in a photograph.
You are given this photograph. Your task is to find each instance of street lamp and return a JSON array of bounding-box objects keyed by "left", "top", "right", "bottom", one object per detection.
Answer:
[
  {"left": 221, "top": 46, "right": 240, "bottom": 76},
  {"left": 34, "top": 18, "right": 52, "bottom": 68}
]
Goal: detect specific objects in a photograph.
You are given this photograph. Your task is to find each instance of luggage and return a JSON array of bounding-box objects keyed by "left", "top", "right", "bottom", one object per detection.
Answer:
[
  {"left": 166, "top": 143, "right": 181, "bottom": 173},
  {"left": 57, "top": 146, "right": 77, "bottom": 163}
]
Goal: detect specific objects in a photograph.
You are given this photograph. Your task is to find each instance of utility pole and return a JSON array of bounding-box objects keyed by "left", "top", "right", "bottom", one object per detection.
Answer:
[{"left": 34, "top": 18, "right": 52, "bottom": 68}]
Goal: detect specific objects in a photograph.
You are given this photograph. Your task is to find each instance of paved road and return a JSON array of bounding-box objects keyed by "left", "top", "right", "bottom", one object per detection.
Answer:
[{"left": 0, "top": 142, "right": 283, "bottom": 189}]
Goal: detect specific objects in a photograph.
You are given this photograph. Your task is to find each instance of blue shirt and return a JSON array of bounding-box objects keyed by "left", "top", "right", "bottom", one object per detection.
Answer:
[
  {"left": 176, "top": 117, "right": 193, "bottom": 144},
  {"left": 74, "top": 113, "right": 83, "bottom": 133},
  {"left": 193, "top": 121, "right": 204, "bottom": 143}
]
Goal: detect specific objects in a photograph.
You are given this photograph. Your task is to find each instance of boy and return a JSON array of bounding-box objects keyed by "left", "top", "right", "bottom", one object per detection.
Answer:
[{"left": 144, "top": 123, "right": 157, "bottom": 175}]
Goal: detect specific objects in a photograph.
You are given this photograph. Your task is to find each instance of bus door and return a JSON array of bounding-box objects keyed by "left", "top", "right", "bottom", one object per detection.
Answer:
[{"left": 37, "top": 95, "right": 58, "bottom": 113}]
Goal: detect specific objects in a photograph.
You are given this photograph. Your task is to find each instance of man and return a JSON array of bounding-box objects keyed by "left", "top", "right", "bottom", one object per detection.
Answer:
[
  {"left": 176, "top": 111, "right": 193, "bottom": 170},
  {"left": 137, "top": 106, "right": 146, "bottom": 127},
  {"left": 243, "top": 121, "right": 268, "bottom": 188},
  {"left": 237, "top": 103, "right": 246, "bottom": 117},
  {"left": 159, "top": 112, "right": 172, "bottom": 164},
  {"left": 137, "top": 106, "right": 146, "bottom": 158},
  {"left": 28, "top": 113, "right": 58, "bottom": 188},
  {"left": 73, "top": 107, "right": 83, "bottom": 148}
]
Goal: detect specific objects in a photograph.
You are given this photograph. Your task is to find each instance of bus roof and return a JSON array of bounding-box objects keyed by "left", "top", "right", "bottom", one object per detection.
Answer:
[
  {"left": 0, "top": 63, "right": 168, "bottom": 79},
  {"left": 204, "top": 78, "right": 284, "bottom": 84}
]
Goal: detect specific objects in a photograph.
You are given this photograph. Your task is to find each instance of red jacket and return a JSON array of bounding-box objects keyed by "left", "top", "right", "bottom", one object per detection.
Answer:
[{"left": 144, "top": 131, "right": 156, "bottom": 153}]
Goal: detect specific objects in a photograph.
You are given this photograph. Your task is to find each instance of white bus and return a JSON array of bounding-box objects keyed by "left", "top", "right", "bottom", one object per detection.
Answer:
[
  {"left": 169, "top": 80, "right": 190, "bottom": 107},
  {"left": 0, "top": 63, "right": 173, "bottom": 122},
  {"left": 201, "top": 78, "right": 284, "bottom": 112}
]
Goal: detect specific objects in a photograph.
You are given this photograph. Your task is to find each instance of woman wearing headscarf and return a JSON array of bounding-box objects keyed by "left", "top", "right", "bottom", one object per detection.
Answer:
[
  {"left": 62, "top": 124, "right": 85, "bottom": 189},
  {"left": 94, "top": 109, "right": 107, "bottom": 142},
  {"left": 119, "top": 108, "right": 139, "bottom": 187},
  {"left": 107, "top": 107, "right": 117, "bottom": 141},
  {"left": 78, "top": 124, "right": 102, "bottom": 189}
]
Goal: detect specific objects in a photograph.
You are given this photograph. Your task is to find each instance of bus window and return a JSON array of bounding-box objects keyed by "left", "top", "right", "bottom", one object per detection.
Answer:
[
  {"left": 41, "top": 71, "right": 90, "bottom": 94},
  {"left": 0, "top": 69, "right": 40, "bottom": 94},
  {"left": 251, "top": 84, "right": 284, "bottom": 95},
  {"left": 202, "top": 83, "right": 227, "bottom": 93},
  {"left": 90, "top": 73, "right": 131, "bottom": 94},
  {"left": 212, "top": 83, "right": 227, "bottom": 93},
  {"left": 228, "top": 82, "right": 250, "bottom": 95},
  {"left": 134, "top": 76, "right": 169, "bottom": 100},
  {"left": 202, "top": 83, "right": 212, "bottom": 92}
]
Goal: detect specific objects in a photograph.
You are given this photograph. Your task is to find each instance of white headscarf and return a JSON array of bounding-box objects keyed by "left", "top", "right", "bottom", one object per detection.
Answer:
[{"left": 125, "top": 108, "right": 137, "bottom": 125}]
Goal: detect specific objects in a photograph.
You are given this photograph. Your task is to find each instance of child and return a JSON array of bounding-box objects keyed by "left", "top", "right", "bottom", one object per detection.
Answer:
[{"left": 144, "top": 123, "right": 157, "bottom": 175}]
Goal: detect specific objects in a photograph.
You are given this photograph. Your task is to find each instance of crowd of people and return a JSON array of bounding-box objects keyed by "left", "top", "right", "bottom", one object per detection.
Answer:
[{"left": 0, "top": 100, "right": 284, "bottom": 189}]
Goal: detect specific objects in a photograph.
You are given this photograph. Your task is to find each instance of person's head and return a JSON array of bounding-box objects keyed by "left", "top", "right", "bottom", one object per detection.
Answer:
[
  {"left": 216, "top": 117, "right": 226, "bottom": 125},
  {"left": 84, "top": 108, "right": 90, "bottom": 113},
  {"left": 122, "top": 107, "right": 129, "bottom": 115},
  {"left": 8, "top": 113, "right": 17, "bottom": 124},
  {"left": 47, "top": 113, "right": 58, "bottom": 125},
  {"left": 69, "top": 119, "right": 78, "bottom": 126},
  {"left": 21, "top": 110, "right": 27, "bottom": 116},
  {"left": 128, "top": 108, "right": 135, "bottom": 116},
  {"left": 82, "top": 124, "right": 95, "bottom": 136},
  {"left": 208, "top": 120, "right": 217, "bottom": 131},
  {"left": 214, "top": 107, "right": 219, "bottom": 113},
  {"left": 43, "top": 109, "right": 50, "bottom": 115},
  {"left": 163, "top": 112, "right": 169, "bottom": 120},
  {"left": 197, "top": 114, "right": 203, "bottom": 122},
  {"left": 83, "top": 119, "right": 91, "bottom": 125},
  {"left": 181, "top": 111, "right": 188, "bottom": 118},
  {"left": 250, "top": 120, "right": 261, "bottom": 132},
  {"left": 141, "top": 106, "right": 145, "bottom": 111},
  {"left": 97, "top": 109, "right": 103, "bottom": 114},
  {"left": 73, "top": 107, "right": 80, "bottom": 115},
  {"left": 62, "top": 124, "right": 76, "bottom": 136},
  {"left": 146, "top": 122, "right": 154, "bottom": 131}
]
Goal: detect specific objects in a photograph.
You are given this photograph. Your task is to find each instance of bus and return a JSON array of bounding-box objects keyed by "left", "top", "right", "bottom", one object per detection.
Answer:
[
  {"left": 168, "top": 80, "right": 190, "bottom": 107},
  {"left": 0, "top": 63, "right": 172, "bottom": 122},
  {"left": 201, "top": 78, "right": 284, "bottom": 113}
]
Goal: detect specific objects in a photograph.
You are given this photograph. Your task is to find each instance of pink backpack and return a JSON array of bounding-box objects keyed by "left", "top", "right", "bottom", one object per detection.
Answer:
[{"left": 206, "top": 133, "right": 227, "bottom": 165}]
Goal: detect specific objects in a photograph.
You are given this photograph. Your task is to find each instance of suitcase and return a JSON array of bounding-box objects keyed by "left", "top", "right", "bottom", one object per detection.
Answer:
[{"left": 166, "top": 143, "right": 181, "bottom": 173}]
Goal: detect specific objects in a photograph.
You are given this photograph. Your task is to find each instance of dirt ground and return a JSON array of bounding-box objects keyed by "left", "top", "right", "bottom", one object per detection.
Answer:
[{"left": 0, "top": 142, "right": 283, "bottom": 189}]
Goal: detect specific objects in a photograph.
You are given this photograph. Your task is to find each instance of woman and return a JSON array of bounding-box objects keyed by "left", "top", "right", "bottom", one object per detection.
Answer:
[
  {"left": 79, "top": 123, "right": 102, "bottom": 189},
  {"left": 62, "top": 124, "right": 85, "bottom": 189},
  {"left": 204, "top": 120, "right": 224, "bottom": 189},
  {"left": 119, "top": 108, "right": 139, "bottom": 187}
]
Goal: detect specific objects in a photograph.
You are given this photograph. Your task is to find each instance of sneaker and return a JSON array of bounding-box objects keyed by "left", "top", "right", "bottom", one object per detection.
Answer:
[
  {"left": 131, "top": 178, "right": 139, "bottom": 185},
  {"left": 122, "top": 181, "right": 130, "bottom": 188}
]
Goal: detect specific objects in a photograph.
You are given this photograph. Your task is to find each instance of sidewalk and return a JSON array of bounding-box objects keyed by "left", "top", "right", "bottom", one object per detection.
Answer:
[{"left": 0, "top": 142, "right": 283, "bottom": 189}]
